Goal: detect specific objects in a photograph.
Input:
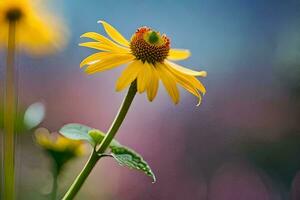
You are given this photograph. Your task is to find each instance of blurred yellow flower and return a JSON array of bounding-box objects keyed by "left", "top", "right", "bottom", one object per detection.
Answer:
[
  {"left": 0, "top": 0, "right": 67, "bottom": 55},
  {"left": 80, "top": 21, "right": 207, "bottom": 105},
  {"left": 35, "top": 128, "right": 84, "bottom": 158}
]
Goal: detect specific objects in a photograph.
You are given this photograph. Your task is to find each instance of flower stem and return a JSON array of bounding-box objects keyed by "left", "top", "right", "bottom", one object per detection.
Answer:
[
  {"left": 3, "top": 20, "right": 17, "bottom": 200},
  {"left": 97, "top": 81, "right": 137, "bottom": 153},
  {"left": 62, "top": 82, "right": 137, "bottom": 200}
]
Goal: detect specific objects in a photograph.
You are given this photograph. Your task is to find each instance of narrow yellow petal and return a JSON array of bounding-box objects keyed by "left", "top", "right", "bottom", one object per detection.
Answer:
[
  {"left": 79, "top": 42, "right": 129, "bottom": 53},
  {"left": 165, "top": 63, "right": 202, "bottom": 105},
  {"left": 167, "top": 49, "right": 191, "bottom": 60},
  {"left": 137, "top": 62, "right": 153, "bottom": 93},
  {"left": 190, "top": 76, "right": 206, "bottom": 94},
  {"left": 80, "top": 32, "right": 130, "bottom": 52},
  {"left": 80, "top": 52, "right": 114, "bottom": 68},
  {"left": 165, "top": 62, "right": 206, "bottom": 94},
  {"left": 79, "top": 42, "right": 115, "bottom": 52},
  {"left": 147, "top": 67, "right": 159, "bottom": 101},
  {"left": 156, "top": 63, "right": 180, "bottom": 104},
  {"left": 116, "top": 60, "right": 143, "bottom": 91},
  {"left": 98, "top": 20, "right": 129, "bottom": 47},
  {"left": 165, "top": 60, "right": 207, "bottom": 77},
  {"left": 85, "top": 54, "right": 134, "bottom": 74},
  {"left": 80, "top": 32, "right": 113, "bottom": 45}
]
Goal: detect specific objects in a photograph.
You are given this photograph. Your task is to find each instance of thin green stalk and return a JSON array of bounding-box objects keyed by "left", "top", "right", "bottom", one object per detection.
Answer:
[
  {"left": 61, "top": 150, "right": 100, "bottom": 200},
  {"left": 3, "top": 20, "right": 17, "bottom": 200},
  {"left": 97, "top": 81, "right": 137, "bottom": 153},
  {"left": 51, "top": 166, "right": 59, "bottom": 200},
  {"left": 62, "top": 82, "right": 137, "bottom": 200}
]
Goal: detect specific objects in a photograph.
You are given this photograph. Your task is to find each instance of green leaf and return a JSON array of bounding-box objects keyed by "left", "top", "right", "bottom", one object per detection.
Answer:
[
  {"left": 59, "top": 123, "right": 120, "bottom": 147},
  {"left": 108, "top": 138, "right": 121, "bottom": 148},
  {"left": 88, "top": 129, "right": 105, "bottom": 144},
  {"left": 110, "top": 145, "right": 156, "bottom": 183},
  {"left": 59, "top": 123, "right": 95, "bottom": 145}
]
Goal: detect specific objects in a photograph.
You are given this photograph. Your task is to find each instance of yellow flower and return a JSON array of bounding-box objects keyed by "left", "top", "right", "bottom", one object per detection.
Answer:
[
  {"left": 80, "top": 21, "right": 207, "bottom": 105},
  {"left": 0, "top": 0, "right": 67, "bottom": 55},
  {"left": 35, "top": 128, "right": 84, "bottom": 157}
]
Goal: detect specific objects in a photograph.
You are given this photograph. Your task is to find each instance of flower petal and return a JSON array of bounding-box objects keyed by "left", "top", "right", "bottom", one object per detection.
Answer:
[
  {"left": 165, "top": 63, "right": 203, "bottom": 105},
  {"left": 85, "top": 54, "right": 134, "bottom": 74},
  {"left": 137, "top": 62, "right": 153, "bottom": 93},
  {"left": 165, "top": 60, "right": 207, "bottom": 77},
  {"left": 165, "top": 61, "right": 206, "bottom": 94},
  {"left": 156, "top": 63, "right": 180, "bottom": 104},
  {"left": 147, "top": 67, "right": 159, "bottom": 101},
  {"left": 189, "top": 76, "right": 206, "bottom": 94},
  {"left": 79, "top": 42, "right": 129, "bottom": 53},
  {"left": 81, "top": 32, "right": 113, "bottom": 45},
  {"left": 98, "top": 20, "right": 129, "bottom": 47},
  {"left": 167, "top": 49, "right": 191, "bottom": 60},
  {"left": 80, "top": 32, "right": 130, "bottom": 52},
  {"left": 116, "top": 60, "right": 143, "bottom": 91},
  {"left": 80, "top": 52, "right": 114, "bottom": 68}
]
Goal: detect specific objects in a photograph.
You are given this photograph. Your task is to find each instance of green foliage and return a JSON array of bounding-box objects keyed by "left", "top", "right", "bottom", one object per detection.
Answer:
[
  {"left": 59, "top": 123, "right": 156, "bottom": 182},
  {"left": 88, "top": 129, "right": 104, "bottom": 145},
  {"left": 110, "top": 145, "right": 156, "bottom": 183},
  {"left": 60, "top": 123, "right": 121, "bottom": 147},
  {"left": 59, "top": 123, "right": 95, "bottom": 145}
]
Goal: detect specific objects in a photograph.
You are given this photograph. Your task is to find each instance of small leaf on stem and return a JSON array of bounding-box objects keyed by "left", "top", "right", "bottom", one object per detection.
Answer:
[
  {"left": 88, "top": 129, "right": 105, "bottom": 145},
  {"left": 59, "top": 123, "right": 120, "bottom": 148},
  {"left": 110, "top": 145, "right": 156, "bottom": 183},
  {"left": 59, "top": 123, "right": 94, "bottom": 145}
]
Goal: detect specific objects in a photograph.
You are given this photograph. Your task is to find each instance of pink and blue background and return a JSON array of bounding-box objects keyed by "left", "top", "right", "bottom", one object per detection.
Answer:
[{"left": 1, "top": 0, "right": 300, "bottom": 199}]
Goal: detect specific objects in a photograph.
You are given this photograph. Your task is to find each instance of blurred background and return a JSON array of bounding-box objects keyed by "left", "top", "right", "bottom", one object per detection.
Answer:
[{"left": 1, "top": 0, "right": 300, "bottom": 199}]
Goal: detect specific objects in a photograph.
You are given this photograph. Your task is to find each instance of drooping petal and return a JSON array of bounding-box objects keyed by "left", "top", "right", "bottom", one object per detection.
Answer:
[
  {"left": 137, "top": 62, "right": 153, "bottom": 93},
  {"left": 80, "top": 32, "right": 130, "bottom": 51},
  {"left": 79, "top": 42, "right": 129, "bottom": 53},
  {"left": 98, "top": 20, "right": 129, "bottom": 47},
  {"left": 165, "top": 60, "right": 207, "bottom": 77},
  {"left": 189, "top": 76, "right": 206, "bottom": 94},
  {"left": 116, "top": 60, "right": 143, "bottom": 91},
  {"left": 165, "top": 63, "right": 203, "bottom": 105},
  {"left": 165, "top": 61, "right": 206, "bottom": 93},
  {"left": 147, "top": 67, "right": 159, "bottom": 101},
  {"left": 85, "top": 54, "right": 134, "bottom": 74},
  {"left": 167, "top": 49, "right": 191, "bottom": 60},
  {"left": 156, "top": 63, "right": 180, "bottom": 104}
]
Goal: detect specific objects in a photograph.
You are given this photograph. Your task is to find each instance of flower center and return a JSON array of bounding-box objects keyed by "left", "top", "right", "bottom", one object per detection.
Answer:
[
  {"left": 130, "top": 27, "right": 170, "bottom": 64},
  {"left": 5, "top": 7, "right": 23, "bottom": 22}
]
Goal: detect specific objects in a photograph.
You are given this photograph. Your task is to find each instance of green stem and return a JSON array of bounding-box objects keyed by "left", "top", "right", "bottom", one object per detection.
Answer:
[
  {"left": 3, "top": 20, "right": 17, "bottom": 200},
  {"left": 51, "top": 166, "right": 59, "bottom": 200},
  {"left": 62, "top": 82, "right": 137, "bottom": 200},
  {"left": 62, "top": 150, "right": 99, "bottom": 200},
  {"left": 97, "top": 81, "right": 137, "bottom": 153}
]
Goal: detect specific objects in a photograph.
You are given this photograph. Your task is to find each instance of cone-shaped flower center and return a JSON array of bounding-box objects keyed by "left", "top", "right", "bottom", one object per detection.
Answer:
[
  {"left": 5, "top": 7, "right": 23, "bottom": 21},
  {"left": 130, "top": 27, "right": 170, "bottom": 64}
]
